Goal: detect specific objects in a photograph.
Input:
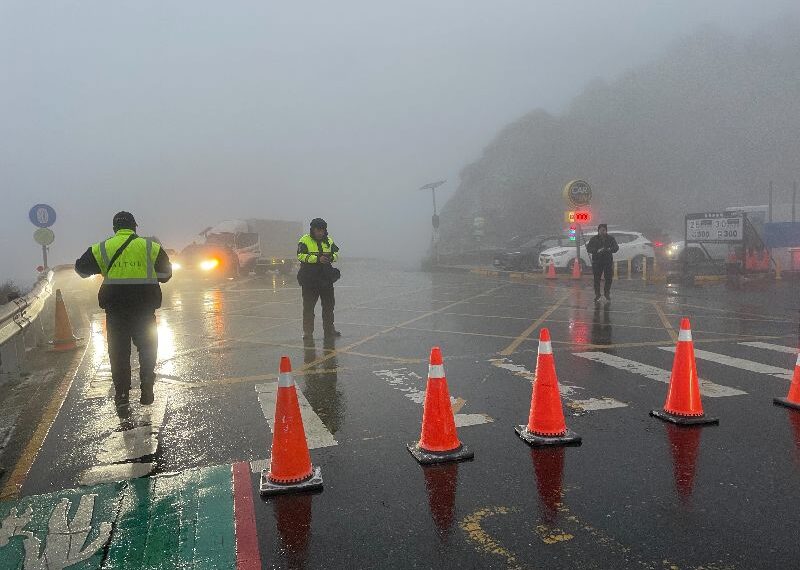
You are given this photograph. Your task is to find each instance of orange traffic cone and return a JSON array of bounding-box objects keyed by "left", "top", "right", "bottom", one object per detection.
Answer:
[
  {"left": 774, "top": 352, "right": 800, "bottom": 410},
  {"left": 260, "top": 356, "right": 323, "bottom": 495},
  {"left": 515, "top": 329, "right": 581, "bottom": 446},
  {"left": 650, "top": 318, "right": 718, "bottom": 425},
  {"left": 408, "top": 347, "right": 474, "bottom": 464},
  {"left": 546, "top": 260, "right": 557, "bottom": 280},
  {"left": 51, "top": 289, "right": 78, "bottom": 351},
  {"left": 571, "top": 259, "right": 582, "bottom": 280}
]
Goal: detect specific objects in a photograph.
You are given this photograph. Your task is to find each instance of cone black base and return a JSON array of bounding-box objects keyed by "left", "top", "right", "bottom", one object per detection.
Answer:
[
  {"left": 773, "top": 397, "right": 800, "bottom": 411},
  {"left": 515, "top": 426, "right": 582, "bottom": 447},
  {"left": 650, "top": 409, "right": 719, "bottom": 426},
  {"left": 407, "top": 443, "right": 474, "bottom": 465},
  {"left": 260, "top": 466, "right": 323, "bottom": 496}
]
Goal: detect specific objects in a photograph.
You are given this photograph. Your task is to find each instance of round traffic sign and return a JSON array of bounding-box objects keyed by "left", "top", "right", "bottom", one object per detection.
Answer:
[
  {"left": 29, "top": 204, "right": 57, "bottom": 228},
  {"left": 563, "top": 180, "right": 592, "bottom": 208},
  {"left": 34, "top": 228, "right": 55, "bottom": 246}
]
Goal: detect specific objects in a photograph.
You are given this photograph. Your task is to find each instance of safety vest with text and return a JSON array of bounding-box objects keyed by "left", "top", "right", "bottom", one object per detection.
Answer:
[{"left": 91, "top": 229, "right": 164, "bottom": 284}]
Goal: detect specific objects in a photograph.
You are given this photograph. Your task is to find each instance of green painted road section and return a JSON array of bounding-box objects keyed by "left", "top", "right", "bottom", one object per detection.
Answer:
[{"left": 0, "top": 465, "right": 236, "bottom": 570}]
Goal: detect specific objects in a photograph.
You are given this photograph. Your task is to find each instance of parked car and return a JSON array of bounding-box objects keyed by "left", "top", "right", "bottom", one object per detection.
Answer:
[
  {"left": 493, "top": 234, "right": 570, "bottom": 271},
  {"left": 539, "top": 230, "right": 655, "bottom": 273}
]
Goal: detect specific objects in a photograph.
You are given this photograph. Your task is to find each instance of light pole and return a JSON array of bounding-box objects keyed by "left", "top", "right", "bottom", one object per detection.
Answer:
[{"left": 419, "top": 180, "right": 446, "bottom": 265}]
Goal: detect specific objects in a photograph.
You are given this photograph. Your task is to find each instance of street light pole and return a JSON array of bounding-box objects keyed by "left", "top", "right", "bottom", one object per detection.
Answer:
[{"left": 419, "top": 180, "right": 446, "bottom": 265}]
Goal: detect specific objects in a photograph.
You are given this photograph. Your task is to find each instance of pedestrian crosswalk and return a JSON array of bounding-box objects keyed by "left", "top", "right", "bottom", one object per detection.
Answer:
[{"left": 489, "top": 341, "right": 798, "bottom": 415}]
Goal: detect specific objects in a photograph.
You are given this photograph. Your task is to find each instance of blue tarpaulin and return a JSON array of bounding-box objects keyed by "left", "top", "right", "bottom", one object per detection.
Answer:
[{"left": 764, "top": 223, "right": 800, "bottom": 248}]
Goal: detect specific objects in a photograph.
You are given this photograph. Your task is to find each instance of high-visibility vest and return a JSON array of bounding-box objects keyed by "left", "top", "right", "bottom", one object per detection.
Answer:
[
  {"left": 91, "top": 229, "right": 164, "bottom": 284},
  {"left": 297, "top": 233, "right": 339, "bottom": 264}
]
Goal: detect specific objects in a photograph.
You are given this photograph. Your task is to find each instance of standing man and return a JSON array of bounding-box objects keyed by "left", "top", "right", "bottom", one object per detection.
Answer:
[
  {"left": 75, "top": 212, "right": 172, "bottom": 417},
  {"left": 297, "top": 218, "right": 341, "bottom": 340},
  {"left": 586, "top": 223, "right": 619, "bottom": 303}
]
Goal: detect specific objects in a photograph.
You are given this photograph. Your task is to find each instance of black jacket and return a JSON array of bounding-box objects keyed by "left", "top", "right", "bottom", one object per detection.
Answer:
[
  {"left": 296, "top": 235, "right": 340, "bottom": 289},
  {"left": 586, "top": 234, "right": 619, "bottom": 264},
  {"left": 75, "top": 241, "right": 172, "bottom": 312}
]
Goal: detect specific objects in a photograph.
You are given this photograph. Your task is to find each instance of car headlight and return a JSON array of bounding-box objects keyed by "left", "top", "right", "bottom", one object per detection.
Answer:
[
  {"left": 200, "top": 259, "right": 220, "bottom": 271},
  {"left": 172, "top": 262, "right": 182, "bottom": 271}
]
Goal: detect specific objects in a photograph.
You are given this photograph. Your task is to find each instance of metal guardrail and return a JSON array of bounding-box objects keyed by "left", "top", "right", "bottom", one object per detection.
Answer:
[{"left": 0, "top": 271, "right": 54, "bottom": 348}]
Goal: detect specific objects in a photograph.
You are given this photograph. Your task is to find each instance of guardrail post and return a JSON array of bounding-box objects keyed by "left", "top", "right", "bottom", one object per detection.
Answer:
[
  {"left": 613, "top": 260, "right": 619, "bottom": 281},
  {"left": 642, "top": 258, "right": 648, "bottom": 282},
  {"left": 0, "top": 335, "right": 24, "bottom": 378},
  {"left": 627, "top": 259, "right": 632, "bottom": 280}
]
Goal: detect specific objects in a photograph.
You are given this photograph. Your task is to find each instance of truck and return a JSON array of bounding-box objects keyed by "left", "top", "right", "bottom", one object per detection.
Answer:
[{"left": 177, "top": 219, "right": 303, "bottom": 278}]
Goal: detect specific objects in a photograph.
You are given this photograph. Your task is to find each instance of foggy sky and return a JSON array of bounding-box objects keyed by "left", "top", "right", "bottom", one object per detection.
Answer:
[{"left": 2, "top": 0, "right": 799, "bottom": 285}]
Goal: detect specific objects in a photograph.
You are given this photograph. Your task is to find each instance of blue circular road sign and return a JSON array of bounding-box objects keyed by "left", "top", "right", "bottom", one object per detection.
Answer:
[{"left": 29, "top": 204, "right": 57, "bottom": 228}]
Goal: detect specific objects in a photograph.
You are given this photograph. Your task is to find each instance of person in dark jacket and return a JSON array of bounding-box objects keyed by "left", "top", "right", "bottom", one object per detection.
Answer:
[
  {"left": 585, "top": 223, "right": 619, "bottom": 303},
  {"left": 296, "top": 218, "right": 340, "bottom": 340},
  {"left": 75, "top": 211, "right": 172, "bottom": 417}
]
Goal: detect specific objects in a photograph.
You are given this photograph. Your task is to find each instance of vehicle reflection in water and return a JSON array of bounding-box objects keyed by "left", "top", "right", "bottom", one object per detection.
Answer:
[
  {"left": 530, "top": 447, "right": 565, "bottom": 524},
  {"left": 155, "top": 312, "right": 176, "bottom": 377},
  {"left": 568, "top": 288, "right": 590, "bottom": 345},
  {"left": 591, "top": 304, "right": 612, "bottom": 347},
  {"left": 90, "top": 315, "right": 107, "bottom": 369},
  {"left": 272, "top": 493, "right": 314, "bottom": 570},
  {"left": 664, "top": 424, "right": 702, "bottom": 504},
  {"left": 423, "top": 463, "right": 459, "bottom": 541},
  {"left": 202, "top": 289, "right": 225, "bottom": 337},
  {"left": 300, "top": 337, "right": 345, "bottom": 435}
]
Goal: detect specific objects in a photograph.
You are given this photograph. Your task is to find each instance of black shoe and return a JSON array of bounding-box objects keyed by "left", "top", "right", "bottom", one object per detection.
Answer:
[
  {"left": 115, "top": 393, "right": 130, "bottom": 418},
  {"left": 140, "top": 384, "right": 154, "bottom": 405},
  {"left": 324, "top": 330, "right": 341, "bottom": 339},
  {"left": 594, "top": 296, "right": 602, "bottom": 303}
]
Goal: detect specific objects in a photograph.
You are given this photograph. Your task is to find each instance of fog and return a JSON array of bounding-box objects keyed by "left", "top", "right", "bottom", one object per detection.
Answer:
[{"left": 2, "top": 1, "right": 799, "bottom": 285}]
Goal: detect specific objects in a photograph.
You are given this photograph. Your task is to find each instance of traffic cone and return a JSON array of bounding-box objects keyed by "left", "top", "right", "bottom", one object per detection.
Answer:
[
  {"left": 51, "top": 289, "right": 78, "bottom": 351},
  {"left": 515, "top": 329, "right": 581, "bottom": 446},
  {"left": 774, "top": 352, "right": 800, "bottom": 410},
  {"left": 260, "top": 356, "right": 323, "bottom": 495},
  {"left": 650, "top": 318, "right": 718, "bottom": 425},
  {"left": 571, "top": 259, "right": 582, "bottom": 280},
  {"left": 408, "top": 347, "right": 474, "bottom": 464},
  {"left": 546, "top": 260, "right": 557, "bottom": 280}
]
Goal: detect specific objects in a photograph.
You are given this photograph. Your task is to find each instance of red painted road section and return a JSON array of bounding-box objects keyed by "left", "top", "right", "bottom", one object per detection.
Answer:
[{"left": 233, "top": 461, "right": 264, "bottom": 570}]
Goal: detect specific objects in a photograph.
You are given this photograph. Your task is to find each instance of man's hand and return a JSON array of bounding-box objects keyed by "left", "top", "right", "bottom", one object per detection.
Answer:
[{"left": 319, "top": 254, "right": 332, "bottom": 264}]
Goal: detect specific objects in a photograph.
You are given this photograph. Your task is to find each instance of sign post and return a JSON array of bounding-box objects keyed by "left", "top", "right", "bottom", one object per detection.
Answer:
[
  {"left": 29, "top": 204, "right": 57, "bottom": 270},
  {"left": 563, "top": 180, "right": 592, "bottom": 271}
]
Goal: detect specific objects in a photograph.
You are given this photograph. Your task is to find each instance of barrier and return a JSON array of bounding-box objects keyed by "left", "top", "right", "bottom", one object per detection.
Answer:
[{"left": 0, "top": 271, "right": 54, "bottom": 375}]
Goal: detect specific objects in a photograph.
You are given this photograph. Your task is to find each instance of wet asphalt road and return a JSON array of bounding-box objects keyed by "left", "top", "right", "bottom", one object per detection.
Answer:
[{"left": 13, "top": 261, "right": 800, "bottom": 568}]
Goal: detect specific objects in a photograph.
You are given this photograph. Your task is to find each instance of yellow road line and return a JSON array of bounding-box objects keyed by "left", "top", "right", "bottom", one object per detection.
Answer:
[
  {"left": 299, "top": 284, "right": 510, "bottom": 371},
  {"left": 652, "top": 301, "right": 678, "bottom": 342},
  {"left": 500, "top": 291, "right": 570, "bottom": 356},
  {"left": 0, "top": 344, "right": 88, "bottom": 500}
]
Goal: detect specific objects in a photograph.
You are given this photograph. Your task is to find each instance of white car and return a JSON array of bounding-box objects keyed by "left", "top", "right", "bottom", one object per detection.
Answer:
[{"left": 539, "top": 231, "right": 655, "bottom": 273}]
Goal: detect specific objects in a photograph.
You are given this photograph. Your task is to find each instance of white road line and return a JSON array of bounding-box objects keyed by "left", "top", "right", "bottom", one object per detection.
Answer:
[
  {"left": 574, "top": 352, "right": 746, "bottom": 397},
  {"left": 660, "top": 347, "right": 792, "bottom": 380},
  {"left": 739, "top": 342, "right": 797, "bottom": 354},
  {"left": 372, "top": 368, "right": 494, "bottom": 426},
  {"left": 255, "top": 383, "right": 338, "bottom": 449},
  {"left": 489, "top": 357, "right": 629, "bottom": 411}
]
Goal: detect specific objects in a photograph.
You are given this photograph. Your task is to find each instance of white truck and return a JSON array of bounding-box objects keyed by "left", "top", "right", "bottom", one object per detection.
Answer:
[{"left": 196, "top": 218, "right": 303, "bottom": 276}]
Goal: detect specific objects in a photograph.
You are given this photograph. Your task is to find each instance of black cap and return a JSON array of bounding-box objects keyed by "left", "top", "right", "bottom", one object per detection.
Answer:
[
  {"left": 310, "top": 218, "right": 327, "bottom": 230},
  {"left": 113, "top": 211, "right": 137, "bottom": 231}
]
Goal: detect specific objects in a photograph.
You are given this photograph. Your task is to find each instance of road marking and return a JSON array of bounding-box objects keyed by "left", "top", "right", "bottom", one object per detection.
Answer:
[
  {"left": 651, "top": 301, "right": 678, "bottom": 342},
  {"left": 739, "top": 341, "right": 797, "bottom": 354},
  {"left": 300, "top": 284, "right": 511, "bottom": 371},
  {"left": 78, "top": 398, "right": 168, "bottom": 486},
  {"left": 460, "top": 506, "right": 522, "bottom": 570},
  {"left": 500, "top": 291, "right": 571, "bottom": 356},
  {"left": 489, "top": 357, "right": 628, "bottom": 412},
  {"left": 573, "top": 352, "right": 746, "bottom": 397},
  {"left": 255, "top": 383, "right": 338, "bottom": 448},
  {"left": 372, "top": 368, "right": 494, "bottom": 427},
  {"left": 232, "top": 462, "right": 263, "bottom": 570},
  {"left": 0, "top": 343, "right": 87, "bottom": 500},
  {"left": 660, "top": 347, "right": 793, "bottom": 380}
]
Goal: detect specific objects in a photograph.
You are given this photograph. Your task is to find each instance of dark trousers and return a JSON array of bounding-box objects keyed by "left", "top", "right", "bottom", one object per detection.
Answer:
[
  {"left": 592, "top": 259, "right": 613, "bottom": 297},
  {"left": 302, "top": 285, "right": 335, "bottom": 334},
  {"left": 106, "top": 310, "right": 158, "bottom": 397}
]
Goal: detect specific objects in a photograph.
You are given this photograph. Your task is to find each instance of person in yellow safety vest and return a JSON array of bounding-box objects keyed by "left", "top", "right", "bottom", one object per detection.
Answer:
[
  {"left": 74, "top": 211, "right": 172, "bottom": 418},
  {"left": 296, "top": 218, "right": 341, "bottom": 340}
]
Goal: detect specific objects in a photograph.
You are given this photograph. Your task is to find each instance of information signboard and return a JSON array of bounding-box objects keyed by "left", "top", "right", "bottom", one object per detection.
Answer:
[{"left": 685, "top": 212, "right": 745, "bottom": 243}]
